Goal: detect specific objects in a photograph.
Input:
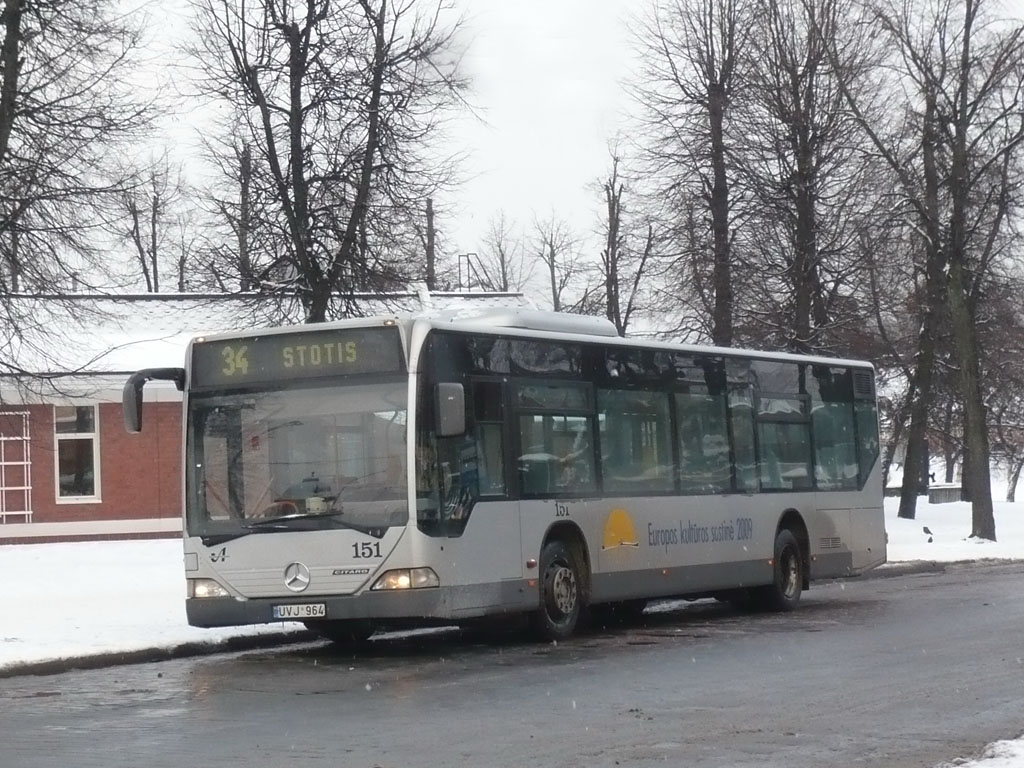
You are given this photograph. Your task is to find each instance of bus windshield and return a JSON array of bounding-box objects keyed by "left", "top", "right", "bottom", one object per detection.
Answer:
[{"left": 187, "top": 379, "right": 408, "bottom": 538}]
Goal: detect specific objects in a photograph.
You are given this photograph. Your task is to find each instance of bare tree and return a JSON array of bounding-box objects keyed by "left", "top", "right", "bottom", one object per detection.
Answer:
[
  {"left": 646, "top": 189, "right": 721, "bottom": 343},
  {"left": 188, "top": 0, "right": 468, "bottom": 321},
  {"left": 532, "top": 215, "right": 587, "bottom": 313},
  {"left": 423, "top": 198, "right": 438, "bottom": 289},
  {"left": 829, "top": 0, "right": 1024, "bottom": 538},
  {"left": 592, "top": 149, "right": 660, "bottom": 336},
  {"left": 475, "top": 212, "right": 533, "bottom": 293},
  {"left": 733, "top": 0, "right": 887, "bottom": 355},
  {"left": 631, "top": 0, "right": 754, "bottom": 345},
  {"left": 0, "top": 0, "right": 153, "bottom": 283},
  {"left": 116, "top": 155, "right": 197, "bottom": 293},
  {"left": 409, "top": 196, "right": 461, "bottom": 291},
  {"left": 969, "top": 271, "right": 1024, "bottom": 500},
  {"left": 195, "top": 133, "right": 292, "bottom": 293},
  {"left": 0, "top": 0, "right": 155, "bottom": 375}
]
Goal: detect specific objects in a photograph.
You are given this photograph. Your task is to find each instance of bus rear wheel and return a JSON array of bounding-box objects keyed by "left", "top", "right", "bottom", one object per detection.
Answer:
[
  {"left": 532, "top": 540, "right": 583, "bottom": 641},
  {"left": 304, "top": 619, "right": 376, "bottom": 645},
  {"left": 758, "top": 529, "right": 804, "bottom": 611}
]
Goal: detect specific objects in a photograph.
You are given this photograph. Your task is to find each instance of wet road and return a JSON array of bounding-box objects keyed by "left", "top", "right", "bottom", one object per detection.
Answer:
[{"left": 3, "top": 562, "right": 1024, "bottom": 768}]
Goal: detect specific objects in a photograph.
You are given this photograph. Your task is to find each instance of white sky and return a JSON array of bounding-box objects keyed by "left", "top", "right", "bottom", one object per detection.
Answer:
[
  {"left": 141, "top": 0, "right": 637, "bottom": 282},
  {"left": 3, "top": 495, "right": 1024, "bottom": 766},
  {"left": 126, "top": 0, "right": 1024, "bottom": 295},
  {"left": 446, "top": 0, "right": 636, "bottom": 254}
]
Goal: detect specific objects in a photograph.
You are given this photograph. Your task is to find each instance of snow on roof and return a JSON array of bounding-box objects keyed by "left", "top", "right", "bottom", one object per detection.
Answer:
[{"left": 1, "top": 291, "right": 530, "bottom": 386}]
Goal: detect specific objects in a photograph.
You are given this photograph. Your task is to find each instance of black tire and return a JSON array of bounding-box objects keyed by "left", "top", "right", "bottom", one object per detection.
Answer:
[
  {"left": 757, "top": 529, "right": 804, "bottom": 612},
  {"left": 303, "top": 619, "right": 376, "bottom": 645},
  {"left": 531, "top": 540, "right": 584, "bottom": 641}
]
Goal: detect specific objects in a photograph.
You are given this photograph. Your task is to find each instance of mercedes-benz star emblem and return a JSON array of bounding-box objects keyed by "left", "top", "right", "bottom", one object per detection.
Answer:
[{"left": 283, "top": 562, "right": 311, "bottom": 593}]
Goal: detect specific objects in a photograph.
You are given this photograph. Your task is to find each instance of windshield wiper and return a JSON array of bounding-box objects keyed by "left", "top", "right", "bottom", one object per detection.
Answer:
[{"left": 242, "top": 511, "right": 384, "bottom": 537}]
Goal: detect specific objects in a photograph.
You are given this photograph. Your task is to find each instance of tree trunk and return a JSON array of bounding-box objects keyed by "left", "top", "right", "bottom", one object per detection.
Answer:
[
  {"left": 285, "top": 19, "right": 315, "bottom": 320},
  {"left": 425, "top": 198, "right": 436, "bottom": 290},
  {"left": 177, "top": 241, "right": 187, "bottom": 292},
  {"left": 127, "top": 199, "right": 153, "bottom": 292},
  {"left": 960, "top": 430, "right": 972, "bottom": 502},
  {"left": 898, "top": 254, "right": 942, "bottom": 520},
  {"left": 947, "top": 259, "right": 995, "bottom": 539},
  {"left": 1007, "top": 458, "right": 1023, "bottom": 503},
  {"left": 238, "top": 143, "right": 252, "bottom": 291},
  {"left": 319, "top": 0, "right": 388, "bottom": 323},
  {"left": 548, "top": 239, "right": 560, "bottom": 312},
  {"left": 708, "top": 83, "right": 733, "bottom": 347},
  {"left": 0, "top": 0, "right": 21, "bottom": 165},
  {"left": 150, "top": 192, "right": 159, "bottom": 292},
  {"left": 942, "top": 398, "right": 957, "bottom": 482},
  {"left": 5, "top": 209, "right": 20, "bottom": 291},
  {"left": 899, "top": 91, "right": 945, "bottom": 521},
  {"left": 602, "top": 169, "right": 623, "bottom": 334},
  {"left": 881, "top": 392, "right": 911, "bottom": 490},
  {"left": 944, "top": 0, "right": 994, "bottom": 540},
  {"left": 788, "top": 65, "right": 820, "bottom": 355}
]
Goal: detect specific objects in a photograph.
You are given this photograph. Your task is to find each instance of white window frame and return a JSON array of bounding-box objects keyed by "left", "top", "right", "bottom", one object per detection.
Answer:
[{"left": 53, "top": 404, "right": 102, "bottom": 504}]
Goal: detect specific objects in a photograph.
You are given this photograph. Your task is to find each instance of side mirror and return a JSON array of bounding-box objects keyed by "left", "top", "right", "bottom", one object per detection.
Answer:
[
  {"left": 435, "top": 382, "right": 466, "bottom": 437},
  {"left": 123, "top": 368, "right": 186, "bottom": 433}
]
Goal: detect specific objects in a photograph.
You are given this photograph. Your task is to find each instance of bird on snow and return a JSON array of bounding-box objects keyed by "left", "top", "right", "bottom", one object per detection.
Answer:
[{"left": 923, "top": 525, "right": 933, "bottom": 543}]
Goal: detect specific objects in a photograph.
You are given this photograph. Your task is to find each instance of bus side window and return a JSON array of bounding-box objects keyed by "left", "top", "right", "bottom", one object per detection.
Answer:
[
  {"left": 757, "top": 396, "right": 812, "bottom": 491},
  {"left": 421, "top": 432, "right": 478, "bottom": 535},
  {"left": 517, "top": 412, "right": 596, "bottom": 496},
  {"left": 474, "top": 381, "right": 506, "bottom": 496},
  {"left": 812, "top": 401, "right": 858, "bottom": 490},
  {"left": 855, "top": 400, "right": 880, "bottom": 486},
  {"left": 729, "top": 388, "right": 757, "bottom": 492},
  {"left": 598, "top": 389, "right": 673, "bottom": 492},
  {"left": 675, "top": 387, "right": 731, "bottom": 494}
]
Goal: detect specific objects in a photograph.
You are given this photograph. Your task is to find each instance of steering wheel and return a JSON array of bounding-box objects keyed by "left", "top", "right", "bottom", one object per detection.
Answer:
[{"left": 253, "top": 500, "right": 298, "bottom": 518}]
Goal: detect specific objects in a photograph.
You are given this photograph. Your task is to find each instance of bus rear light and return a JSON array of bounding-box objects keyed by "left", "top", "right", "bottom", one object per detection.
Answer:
[
  {"left": 371, "top": 568, "right": 439, "bottom": 591},
  {"left": 188, "top": 578, "right": 230, "bottom": 599}
]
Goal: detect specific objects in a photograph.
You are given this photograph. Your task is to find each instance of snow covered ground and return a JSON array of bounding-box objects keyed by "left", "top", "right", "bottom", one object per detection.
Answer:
[
  {"left": 2, "top": 496, "right": 1021, "bottom": 670},
  {"left": 2, "top": 495, "right": 1023, "bottom": 766}
]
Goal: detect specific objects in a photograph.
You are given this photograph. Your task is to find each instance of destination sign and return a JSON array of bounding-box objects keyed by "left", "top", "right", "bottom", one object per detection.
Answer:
[{"left": 191, "top": 326, "right": 404, "bottom": 388}]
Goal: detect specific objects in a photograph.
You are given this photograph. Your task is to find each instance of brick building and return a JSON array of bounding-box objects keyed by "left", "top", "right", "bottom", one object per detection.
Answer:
[{"left": 0, "top": 291, "right": 522, "bottom": 544}]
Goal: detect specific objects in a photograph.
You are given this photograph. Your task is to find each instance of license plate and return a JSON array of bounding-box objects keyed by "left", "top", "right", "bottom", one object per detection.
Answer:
[{"left": 273, "top": 603, "right": 326, "bottom": 619}]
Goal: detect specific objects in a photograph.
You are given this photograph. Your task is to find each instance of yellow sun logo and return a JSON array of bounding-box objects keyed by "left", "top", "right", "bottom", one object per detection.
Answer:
[{"left": 602, "top": 508, "right": 639, "bottom": 550}]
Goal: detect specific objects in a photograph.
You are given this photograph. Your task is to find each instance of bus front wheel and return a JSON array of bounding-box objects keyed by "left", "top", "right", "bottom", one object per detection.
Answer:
[
  {"left": 759, "top": 529, "right": 804, "bottom": 611},
  {"left": 532, "top": 540, "right": 583, "bottom": 641}
]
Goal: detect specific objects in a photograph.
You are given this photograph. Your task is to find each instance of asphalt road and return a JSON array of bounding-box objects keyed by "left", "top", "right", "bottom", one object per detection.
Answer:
[{"left": 3, "top": 562, "right": 1023, "bottom": 768}]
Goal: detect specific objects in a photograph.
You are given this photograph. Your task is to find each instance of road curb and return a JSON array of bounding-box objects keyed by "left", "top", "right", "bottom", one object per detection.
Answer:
[
  {"left": 3, "top": 559, "right": 1021, "bottom": 679},
  {"left": 859, "top": 561, "right": 948, "bottom": 579},
  {"left": 861, "top": 558, "right": 1024, "bottom": 580},
  {"left": 0, "top": 629, "right": 318, "bottom": 680}
]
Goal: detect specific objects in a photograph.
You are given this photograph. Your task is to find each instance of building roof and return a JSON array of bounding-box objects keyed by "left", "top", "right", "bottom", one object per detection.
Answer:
[{"left": 0, "top": 290, "right": 529, "bottom": 402}]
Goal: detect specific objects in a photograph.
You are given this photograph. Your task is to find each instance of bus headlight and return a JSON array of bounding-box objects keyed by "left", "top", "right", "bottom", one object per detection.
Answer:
[
  {"left": 188, "top": 578, "right": 231, "bottom": 598},
  {"left": 371, "top": 568, "right": 439, "bottom": 590}
]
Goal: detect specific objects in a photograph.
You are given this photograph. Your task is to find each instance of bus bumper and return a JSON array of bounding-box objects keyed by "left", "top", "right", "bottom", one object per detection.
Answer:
[{"left": 186, "top": 580, "right": 537, "bottom": 628}]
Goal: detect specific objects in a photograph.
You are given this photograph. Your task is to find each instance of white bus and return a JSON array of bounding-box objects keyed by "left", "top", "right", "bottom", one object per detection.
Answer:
[{"left": 124, "top": 309, "right": 886, "bottom": 642}]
